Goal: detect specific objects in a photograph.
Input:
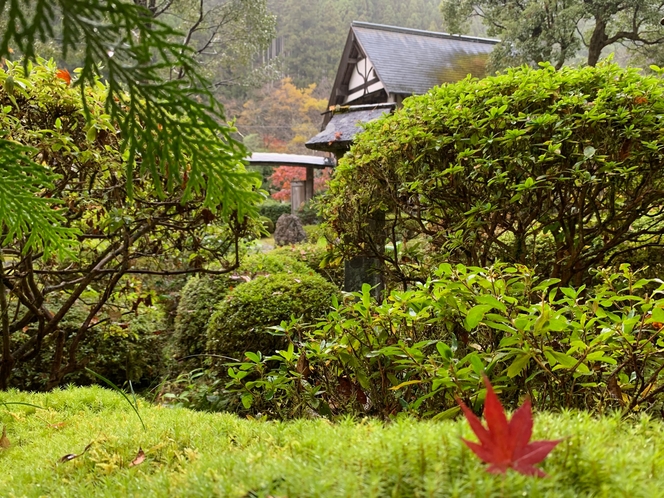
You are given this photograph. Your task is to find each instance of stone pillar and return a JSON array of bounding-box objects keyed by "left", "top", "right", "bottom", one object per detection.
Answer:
[
  {"left": 305, "top": 166, "right": 314, "bottom": 203},
  {"left": 291, "top": 180, "right": 305, "bottom": 214}
]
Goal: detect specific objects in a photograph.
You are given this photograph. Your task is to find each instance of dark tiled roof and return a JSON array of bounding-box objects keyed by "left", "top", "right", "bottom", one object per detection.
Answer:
[
  {"left": 305, "top": 104, "right": 394, "bottom": 153},
  {"left": 352, "top": 22, "right": 498, "bottom": 96}
]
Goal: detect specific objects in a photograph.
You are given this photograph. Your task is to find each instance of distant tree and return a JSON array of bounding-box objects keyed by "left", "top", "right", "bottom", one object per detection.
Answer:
[
  {"left": 140, "top": 0, "right": 278, "bottom": 96},
  {"left": 237, "top": 77, "right": 327, "bottom": 153},
  {"left": 269, "top": 166, "right": 331, "bottom": 201},
  {"left": 441, "top": 0, "right": 664, "bottom": 70},
  {"left": 269, "top": 0, "right": 444, "bottom": 86}
]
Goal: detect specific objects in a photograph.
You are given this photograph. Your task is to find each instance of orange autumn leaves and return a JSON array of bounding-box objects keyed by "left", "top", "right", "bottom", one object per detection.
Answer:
[{"left": 55, "top": 68, "right": 71, "bottom": 85}]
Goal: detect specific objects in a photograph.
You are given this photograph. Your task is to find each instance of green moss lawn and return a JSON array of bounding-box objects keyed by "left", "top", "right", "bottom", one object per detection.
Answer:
[{"left": 1, "top": 387, "right": 663, "bottom": 497}]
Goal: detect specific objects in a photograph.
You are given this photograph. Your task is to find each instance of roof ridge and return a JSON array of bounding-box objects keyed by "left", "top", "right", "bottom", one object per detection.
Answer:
[{"left": 350, "top": 21, "right": 499, "bottom": 45}]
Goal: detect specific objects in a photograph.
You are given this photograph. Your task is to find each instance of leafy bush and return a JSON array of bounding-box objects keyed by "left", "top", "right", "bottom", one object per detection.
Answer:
[
  {"left": 12, "top": 301, "right": 167, "bottom": 391},
  {"left": 258, "top": 200, "right": 291, "bottom": 228},
  {"left": 225, "top": 263, "right": 664, "bottom": 419},
  {"left": 323, "top": 62, "right": 664, "bottom": 286},
  {"left": 0, "top": 58, "right": 260, "bottom": 389},
  {"left": 171, "top": 275, "right": 232, "bottom": 370},
  {"left": 170, "top": 253, "right": 311, "bottom": 370},
  {"left": 269, "top": 244, "right": 344, "bottom": 287},
  {"left": 303, "top": 224, "right": 334, "bottom": 244},
  {"left": 296, "top": 198, "right": 320, "bottom": 225},
  {"left": 206, "top": 273, "right": 340, "bottom": 367}
]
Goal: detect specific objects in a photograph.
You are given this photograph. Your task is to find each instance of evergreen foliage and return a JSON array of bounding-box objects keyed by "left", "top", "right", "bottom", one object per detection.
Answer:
[
  {"left": 0, "top": 0, "right": 262, "bottom": 255},
  {"left": 323, "top": 62, "right": 664, "bottom": 286},
  {"left": 441, "top": 0, "right": 664, "bottom": 70},
  {"left": 171, "top": 253, "right": 311, "bottom": 370},
  {"left": 206, "top": 272, "right": 339, "bottom": 365},
  {"left": 0, "top": 58, "right": 259, "bottom": 389}
]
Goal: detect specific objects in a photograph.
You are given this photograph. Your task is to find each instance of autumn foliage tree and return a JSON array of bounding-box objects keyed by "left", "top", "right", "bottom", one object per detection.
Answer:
[
  {"left": 237, "top": 77, "right": 327, "bottom": 153},
  {"left": 269, "top": 167, "right": 331, "bottom": 201}
]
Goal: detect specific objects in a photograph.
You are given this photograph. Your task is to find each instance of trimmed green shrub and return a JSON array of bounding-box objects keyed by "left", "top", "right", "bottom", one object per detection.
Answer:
[
  {"left": 269, "top": 244, "right": 344, "bottom": 287},
  {"left": 206, "top": 273, "right": 340, "bottom": 366},
  {"left": 238, "top": 252, "right": 311, "bottom": 277},
  {"left": 170, "top": 253, "right": 313, "bottom": 370},
  {"left": 171, "top": 275, "right": 231, "bottom": 369},
  {"left": 323, "top": 62, "right": 664, "bottom": 286},
  {"left": 258, "top": 200, "right": 291, "bottom": 228}
]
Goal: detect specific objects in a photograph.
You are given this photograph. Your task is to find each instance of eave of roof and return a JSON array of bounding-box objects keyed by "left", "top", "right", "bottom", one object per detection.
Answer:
[
  {"left": 349, "top": 21, "right": 498, "bottom": 98},
  {"left": 306, "top": 103, "right": 395, "bottom": 153}
]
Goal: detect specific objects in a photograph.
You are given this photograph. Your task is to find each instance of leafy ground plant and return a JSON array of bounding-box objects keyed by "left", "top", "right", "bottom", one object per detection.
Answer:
[{"left": 2, "top": 387, "right": 664, "bottom": 496}]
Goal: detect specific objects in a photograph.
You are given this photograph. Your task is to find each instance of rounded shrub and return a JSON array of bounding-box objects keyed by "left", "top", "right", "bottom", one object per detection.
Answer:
[
  {"left": 269, "top": 244, "right": 344, "bottom": 287},
  {"left": 171, "top": 274, "right": 231, "bottom": 369},
  {"left": 238, "top": 252, "right": 311, "bottom": 277},
  {"left": 323, "top": 62, "right": 664, "bottom": 286},
  {"left": 170, "top": 252, "right": 313, "bottom": 369},
  {"left": 206, "top": 273, "right": 340, "bottom": 365}
]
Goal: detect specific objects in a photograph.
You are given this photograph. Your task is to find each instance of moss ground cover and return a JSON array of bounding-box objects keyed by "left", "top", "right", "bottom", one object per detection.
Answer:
[{"left": 1, "top": 387, "right": 663, "bottom": 497}]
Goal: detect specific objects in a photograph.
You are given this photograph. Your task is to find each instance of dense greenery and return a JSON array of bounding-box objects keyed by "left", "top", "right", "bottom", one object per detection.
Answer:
[
  {"left": 0, "top": 59, "right": 260, "bottom": 390},
  {"left": 0, "top": 1, "right": 261, "bottom": 255},
  {"left": 226, "top": 263, "right": 664, "bottom": 419},
  {"left": 206, "top": 272, "right": 339, "bottom": 365},
  {"left": 170, "top": 253, "right": 312, "bottom": 369},
  {"left": 3, "top": 387, "right": 664, "bottom": 497},
  {"left": 441, "top": 0, "right": 664, "bottom": 70},
  {"left": 323, "top": 62, "right": 664, "bottom": 287}
]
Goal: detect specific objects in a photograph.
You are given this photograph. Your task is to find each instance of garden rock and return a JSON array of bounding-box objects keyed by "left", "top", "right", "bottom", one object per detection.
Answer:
[{"left": 274, "top": 214, "right": 306, "bottom": 246}]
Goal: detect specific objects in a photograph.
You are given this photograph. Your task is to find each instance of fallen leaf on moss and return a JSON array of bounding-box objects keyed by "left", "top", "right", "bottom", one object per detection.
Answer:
[
  {"left": 129, "top": 448, "right": 146, "bottom": 467},
  {"left": 0, "top": 426, "right": 10, "bottom": 448},
  {"left": 456, "top": 376, "right": 562, "bottom": 477},
  {"left": 60, "top": 442, "right": 93, "bottom": 463}
]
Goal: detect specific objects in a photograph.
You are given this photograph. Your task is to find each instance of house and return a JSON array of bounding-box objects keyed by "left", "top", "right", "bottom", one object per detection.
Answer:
[
  {"left": 306, "top": 21, "right": 498, "bottom": 153},
  {"left": 305, "top": 22, "right": 498, "bottom": 295}
]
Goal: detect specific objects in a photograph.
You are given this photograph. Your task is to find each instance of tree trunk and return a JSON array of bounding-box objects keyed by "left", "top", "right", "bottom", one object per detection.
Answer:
[
  {"left": 587, "top": 17, "right": 608, "bottom": 66},
  {"left": 0, "top": 253, "right": 14, "bottom": 389}
]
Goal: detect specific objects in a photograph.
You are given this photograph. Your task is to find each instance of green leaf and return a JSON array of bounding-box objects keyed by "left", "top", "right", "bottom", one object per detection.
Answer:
[
  {"left": 464, "top": 305, "right": 492, "bottom": 331},
  {"left": 507, "top": 354, "right": 531, "bottom": 378},
  {"left": 436, "top": 341, "right": 453, "bottom": 360}
]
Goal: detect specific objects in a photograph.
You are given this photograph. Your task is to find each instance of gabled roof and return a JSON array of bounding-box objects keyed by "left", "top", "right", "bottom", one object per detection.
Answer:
[{"left": 329, "top": 21, "right": 498, "bottom": 107}]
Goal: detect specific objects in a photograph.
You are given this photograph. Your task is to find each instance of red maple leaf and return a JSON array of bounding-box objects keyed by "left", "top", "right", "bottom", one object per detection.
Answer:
[
  {"left": 55, "top": 69, "right": 71, "bottom": 86},
  {"left": 456, "top": 377, "right": 561, "bottom": 477}
]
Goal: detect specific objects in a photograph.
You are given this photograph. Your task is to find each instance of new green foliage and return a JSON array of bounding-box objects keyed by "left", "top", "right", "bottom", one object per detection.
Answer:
[
  {"left": 171, "top": 253, "right": 312, "bottom": 369},
  {"left": 0, "top": 0, "right": 262, "bottom": 255},
  {"left": 0, "top": 59, "right": 260, "bottom": 389},
  {"left": 226, "top": 263, "right": 664, "bottom": 419}
]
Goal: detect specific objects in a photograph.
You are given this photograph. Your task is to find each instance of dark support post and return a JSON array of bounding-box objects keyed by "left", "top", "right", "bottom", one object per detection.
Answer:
[
  {"left": 305, "top": 166, "right": 314, "bottom": 203},
  {"left": 344, "top": 212, "right": 385, "bottom": 301}
]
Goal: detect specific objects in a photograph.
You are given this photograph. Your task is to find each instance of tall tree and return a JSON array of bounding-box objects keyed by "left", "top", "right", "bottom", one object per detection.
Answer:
[
  {"left": 441, "top": 0, "right": 664, "bottom": 69},
  {"left": 141, "top": 0, "right": 278, "bottom": 95}
]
